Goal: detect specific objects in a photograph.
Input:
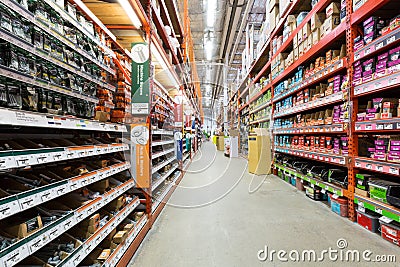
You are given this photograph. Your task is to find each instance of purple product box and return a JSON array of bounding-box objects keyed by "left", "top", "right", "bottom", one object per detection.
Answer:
[
  {"left": 363, "top": 16, "right": 375, "bottom": 26},
  {"left": 334, "top": 75, "right": 342, "bottom": 81},
  {"left": 333, "top": 149, "right": 340, "bottom": 154},
  {"left": 333, "top": 114, "right": 341, "bottom": 119},
  {"left": 387, "top": 155, "right": 400, "bottom": 162},
  {"left": 354, "top": 42, "right": 364, "bottom": 52},
  {"left": 354, "top": 60, "right": 361, "bottom": 67},
  {"left": 366, "top": 113, "right": 377, "bottom": 120},
  {"left": 390, "top": 145, "right": 400, "bottom": 151},
  {"left": 333, "top": 81, "right": 342, "bottom": 87},
  {"left": 375, "top": 69, "right": 387, "bottom": 78},
  {"left": 363, "top": 58, "right": 375, "bottom": 67},
  {"left": 378, "top": 52, "right": 389, "bottom": 61},
  {"left": 354, "top": 65, "right": 363, "bottom": 71},
  {"left": 375, "top": 139, "right": 387, "bottom": 146},
  {"left": 389, "top": 46, "right": 400, "bottom": 55},
  {"left": 354, "top": 70, "right": 362, "bottom": 78},
  {"left": 364, "top": 32, "right": 375, "bottom": 44},
  {"left": 391, "top": 140, "right": 400, "bottom": 146},
  {"left": 376, "top": 60, "right": 387, "bottom": 70},
  {"left": 387, "top": 64, "right": 400, "bottom": 75},
  {"left": 363, "top": 74, "right": 374, "bottom": 82},
  {"left": 389, "top": 151, "right": 400, "bottom": 156},
  {"left": 388, "top": 59, "right": 400, "bottom": 68},
  {"left": 368, "top": 147, "right": 376, "bottom": 152},
  {"left": 357, "top": 113, "right": 366, "bottom": 121},
  {"left": 375, "top": 145, "right": 387, "bottom": 151},
  {"left": 342, "top": 150, "right": 349, "bottom": 156},
  {"left": 363, "top": 70, "right": 374, "bottom": 76},
  {"left": 367, "top": 108, "right": 378, "bottom": 114},
  {"left": 364, "top": 22, "right": 375, "bottom": 35},
  {"left": 373, "top": 153, "right": 387, "bottom": 160}
]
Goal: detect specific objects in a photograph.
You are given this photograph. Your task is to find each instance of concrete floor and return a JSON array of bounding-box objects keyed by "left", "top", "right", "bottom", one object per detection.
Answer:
[{"left": 129, "top": 141, "right": 400, "bottom": 266}]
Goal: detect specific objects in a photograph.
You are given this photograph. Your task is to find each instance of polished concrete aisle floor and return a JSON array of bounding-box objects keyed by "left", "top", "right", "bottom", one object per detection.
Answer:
[{"left": 129, "top": 141, "right": 400, "bottom": 266}]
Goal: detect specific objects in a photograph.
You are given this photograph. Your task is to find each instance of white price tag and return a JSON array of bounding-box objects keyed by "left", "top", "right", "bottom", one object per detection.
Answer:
[
  {"left": 366, "top": 125, "right": 372, "bottom": 130},
  {"left": 377, "top": 124, "right": 384, "bottom": 130},
  {"left": 387, "top": 35, "right": 396, "bottom": 44},
  {"left": 358, "top": 201, "right": 364, "bottom": 207},
  {"left": 355, "top": 124, "right": 362, "bottom": 131},
  {"left": 384, "top": 124, "right": 393, "bottom": 130},
  {"left": 355, "top": 53, "right": 360, "bottom": 60},
  {"left": 376, "top": 165, "right": 383, "bottom": 172},
  {"left": 380, "top": 216, "right": 393, "bottom": 224},
  {"left": 375, "top": 207, "right": 383, "bottom": 214},
  {"left": 364, "top": 47, "right": 371, "bottom": 55},
  {"left": 389, "top": 77, "right": 397, "bottom": 85},
  {"left": 355, "top": 161, "right": 361, "bottom": 168},
  {"left": 321, "top": 189, "right": 326, "bottom": 194},
  {"left": 389, "top": 167, "right": 399, "bottom": 175},
  {"left": 366, "top": 164, "right": 372, "bottom": 169},
  {"left": 358, "top": 206, "right": 366, "bottom": 213},
  {"left": 311, "top": 184, "right": 315, "bottom": 188},
  {"left": 376, "top": 42, "right": 384, "bottom": 49}
]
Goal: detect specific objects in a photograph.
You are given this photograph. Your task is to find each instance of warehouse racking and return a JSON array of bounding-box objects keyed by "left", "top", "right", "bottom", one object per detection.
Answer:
[
  {"left": 229, "top": 0, "right": 400, "bottom": 246},
  {"left": 0, "top": 0, "right": 201, "bottom": 266}
]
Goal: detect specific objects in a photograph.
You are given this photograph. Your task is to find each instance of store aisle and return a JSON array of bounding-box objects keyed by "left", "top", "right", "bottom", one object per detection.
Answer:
[{"left": 129, "top": 142, "right": 399, "bottom": 267}]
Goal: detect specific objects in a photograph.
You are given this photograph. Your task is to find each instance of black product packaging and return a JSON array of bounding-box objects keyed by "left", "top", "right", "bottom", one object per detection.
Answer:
[
  {"left": 21, "top": 86, "right": 38, "bottom": 111},
  {"left": 7, "top": 84, "right": 22, "bottom": 109},
  {"left": 0, "top": 82, "right": 7, "bottom": 106}
]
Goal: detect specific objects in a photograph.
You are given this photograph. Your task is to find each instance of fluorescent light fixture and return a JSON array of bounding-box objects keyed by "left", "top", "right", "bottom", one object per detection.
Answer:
[
  {"left": 206, "top": 0, "right": 217, "bottom": 28},
  {"left": 205, "top": 38, "right": 213, "bottom": 61},
  {"left": 119, "top": 0, "right": 142, "bottom": 29}
]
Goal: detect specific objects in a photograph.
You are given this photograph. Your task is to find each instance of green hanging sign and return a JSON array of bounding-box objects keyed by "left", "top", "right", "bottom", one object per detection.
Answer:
[{"left": 131, "top": 42, "right": 150, "bottom": 115}]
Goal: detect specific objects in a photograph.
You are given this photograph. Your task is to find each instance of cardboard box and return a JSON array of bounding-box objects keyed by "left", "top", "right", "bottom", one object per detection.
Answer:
[
  {"left": 113, "top": 230, "right": 128, "bottom": 244},
  {"left": 307, "top": 35, "right": 313, "bottom": 51},
  {"left": 98, "top": 249, "right": 111, "bottom": 260},
  {"left": 311, "top": 13, "right": 326, "bottom": 31},
  {"left": 269, "top": 6, "right": 280, "bottom": 29},
  {"left": 297, "top": 28, "right": 303, "bottom": 44},
  {"left": 5, "top": 216, "right": 43, "bottom": 239},
  {"left": 248, "top": 130, "right": 271, "bottom": 175},
  {"left": 293, "top": 46, "right": 299, "bottom": 61},
  {"left": 299, "top": 42, "right": 304, "bottom": 57},
  {"left": 302, "top": 22, "right": 311, "bottom": 40},
  {"left": 124, "top": 223, "right": 135, "bottom": 231},
  {"left": 326, "top": 2, "right": 340, "bottom": 17},
  {"left": 312, "top": 29, "right": 320, "bottom": 45},
  {"left": 95, "top": 111, "right": 110, "bottom": 122},
  {"left": 293, "top": 32, "right": 298, "bottom": 47},
  {"left": 324, "top": 15, "right": 340, "bottom": 34}
]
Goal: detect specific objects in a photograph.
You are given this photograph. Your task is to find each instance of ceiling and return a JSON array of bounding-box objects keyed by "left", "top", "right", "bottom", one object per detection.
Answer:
[{"left": 183, "top": 0, "right": 267, "bottom": 118}]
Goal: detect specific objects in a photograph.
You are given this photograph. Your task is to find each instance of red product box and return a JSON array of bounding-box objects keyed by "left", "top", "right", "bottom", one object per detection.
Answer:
[
  {"left": 380, "top": 220, "right": 400, "bottom": 246},
  {"left": 357, "top": 210, "right": 380, "bottom": 233},
  {"left": 326, "top": 137, "right": 333, "bottom": 150}
]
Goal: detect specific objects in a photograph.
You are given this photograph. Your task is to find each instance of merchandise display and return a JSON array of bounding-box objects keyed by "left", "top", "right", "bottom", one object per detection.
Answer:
[
  {"left": 0, "top": 0, "right": 201, "bottom": 265},
  {"left": 227, "top": 0, "right": 400, "bottom": 249}
]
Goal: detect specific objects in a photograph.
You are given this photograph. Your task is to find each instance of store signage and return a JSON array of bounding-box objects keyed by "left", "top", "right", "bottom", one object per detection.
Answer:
[
  {"left": 130, "top": 123, "right": 150, "bottom": 188},
  {"left": 174, "top": 103, "right": 183, "bottom": 127},
  {"left": 131, "top": 42, "right": 150, "bottom": 115}
]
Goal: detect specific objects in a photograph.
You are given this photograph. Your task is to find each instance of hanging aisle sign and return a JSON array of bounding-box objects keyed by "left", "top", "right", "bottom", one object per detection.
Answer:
[{"left": 131, "top": 42, "right": 150, "bottom": 115}]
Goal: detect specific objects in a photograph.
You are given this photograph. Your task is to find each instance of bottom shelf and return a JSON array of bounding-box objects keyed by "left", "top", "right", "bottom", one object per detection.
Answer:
[
  {"left": 151, "top": 171, "right": 181, "bottom": 214},
  {"left": 274, "top": 164, "right": 346, "bottom": 196},
  {"left": 104, "top": 216, "right": 148, "bottom": 267},
  {"left": 354, "top": 194, "right": 400, "bottom": 223}
]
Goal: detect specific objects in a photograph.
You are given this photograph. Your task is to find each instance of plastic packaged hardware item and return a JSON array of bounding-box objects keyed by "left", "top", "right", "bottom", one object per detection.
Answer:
[
  {"left": 9, "top": 47, "right": 19, "bottom": 70},
  {"left": 18, "top": 53, "right": 29, "bottom": 74},
  {"left": 0, "top": 8, "right": 12, "bottom": 32},
  {"left": 7, "top": 84, "right": 22, "bottom": 108},
  {"left": 0, "top": 83, "right": 7, "bottom": 106}
]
